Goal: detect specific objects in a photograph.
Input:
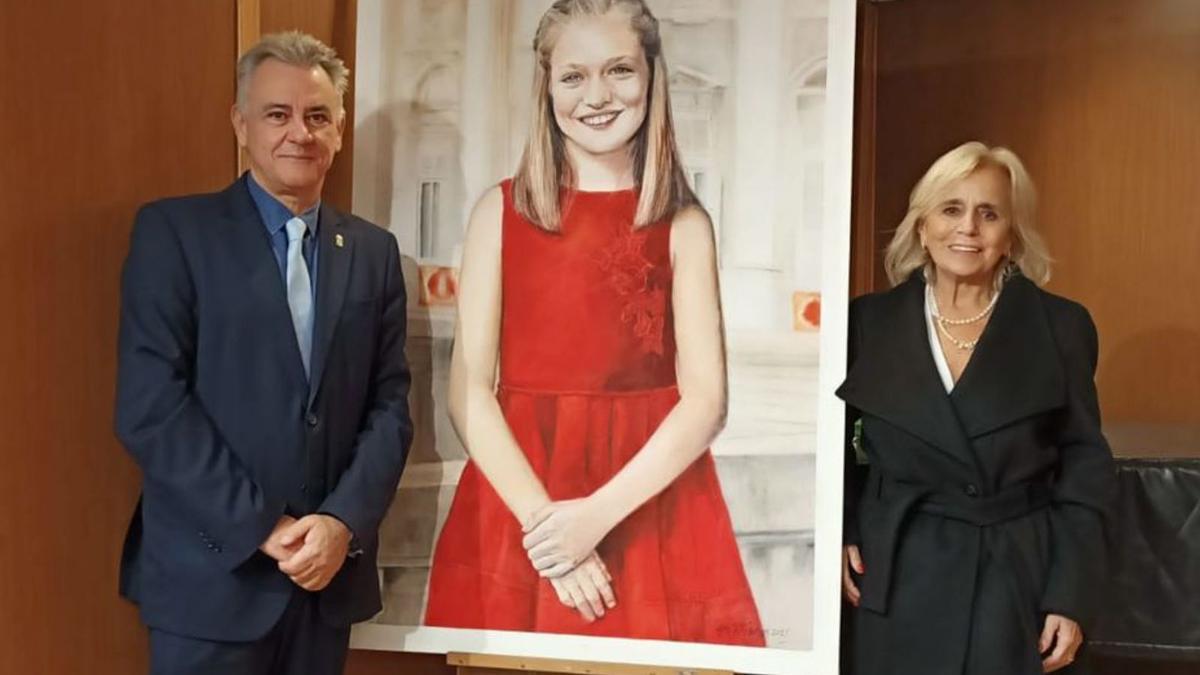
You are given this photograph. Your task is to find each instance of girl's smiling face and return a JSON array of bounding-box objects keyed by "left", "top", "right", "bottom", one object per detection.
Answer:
[{"left": 548, "top": 11, "right": 650, "bottom": 161}]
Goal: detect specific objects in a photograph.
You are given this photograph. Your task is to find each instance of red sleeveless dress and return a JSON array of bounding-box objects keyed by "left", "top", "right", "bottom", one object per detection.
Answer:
[{"left": 423, "top": 181, "right": 764, "bottom": 646}]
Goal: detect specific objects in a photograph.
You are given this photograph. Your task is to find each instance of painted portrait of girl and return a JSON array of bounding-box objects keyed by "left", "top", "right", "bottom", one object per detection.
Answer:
[{"left": 422, "top": 0, "right": 765, "bottom": 646}]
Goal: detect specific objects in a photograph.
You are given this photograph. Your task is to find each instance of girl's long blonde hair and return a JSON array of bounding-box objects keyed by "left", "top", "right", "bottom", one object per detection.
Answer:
[{"left": 511, "top": 0, "right": 697, "bottom": 231}]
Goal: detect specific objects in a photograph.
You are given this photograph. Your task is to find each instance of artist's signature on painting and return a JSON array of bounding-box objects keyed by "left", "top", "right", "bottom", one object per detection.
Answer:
[{"left": 716, "top": 623, "right": 790, "bottom": 639}]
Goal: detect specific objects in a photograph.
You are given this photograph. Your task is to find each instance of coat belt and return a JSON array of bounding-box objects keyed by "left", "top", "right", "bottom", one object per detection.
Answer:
[
  {"left": 856, "top": 469, "right": 1052, "bottom": 614},
  {"left": 912, "top": 479, "right": 1052, "bottom": 527}
]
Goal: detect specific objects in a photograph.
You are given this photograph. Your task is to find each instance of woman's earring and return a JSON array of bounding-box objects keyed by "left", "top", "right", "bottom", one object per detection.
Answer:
[{"left": 1003, "top": 257, "right": 1020, "bottom": 279}]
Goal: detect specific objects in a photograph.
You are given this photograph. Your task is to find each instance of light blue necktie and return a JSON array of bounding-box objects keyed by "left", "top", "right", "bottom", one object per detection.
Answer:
[{"left": 285, "top": 217, "right": 313, "bottom": 378}]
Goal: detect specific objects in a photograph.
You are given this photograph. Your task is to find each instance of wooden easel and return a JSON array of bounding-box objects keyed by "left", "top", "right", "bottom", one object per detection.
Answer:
[{"left": 448, "top": 652, "right": 735, "bottom": 675}]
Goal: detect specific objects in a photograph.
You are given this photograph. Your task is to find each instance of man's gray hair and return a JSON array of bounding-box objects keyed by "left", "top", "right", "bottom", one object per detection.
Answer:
[{"left": 236, "top": 31, "right": 350, "bottom": 109}]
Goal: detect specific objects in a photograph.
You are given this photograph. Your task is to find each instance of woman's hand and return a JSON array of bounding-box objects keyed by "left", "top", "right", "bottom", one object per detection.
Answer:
[
  {"left": 842, "top": 544, "right": 865, "bottom": 606},
  {"left": 522, "top": 498, "right": 615, "bottom": 578},
  {"left": 547, "top": 551, "right": 616, "bottom": 622},
  {"left": 1040, "top": 613, "right": 1083, "bottom": 672}
]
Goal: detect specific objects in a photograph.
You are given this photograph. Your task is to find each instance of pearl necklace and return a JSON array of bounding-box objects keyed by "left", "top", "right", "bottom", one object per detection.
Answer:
[{"left": 928, "top": 286, "right": 999, "bottom": 351}]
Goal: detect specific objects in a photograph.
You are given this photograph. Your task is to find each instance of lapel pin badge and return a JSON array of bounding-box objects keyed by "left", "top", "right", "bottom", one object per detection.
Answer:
[{"left": 335, "top": 233, "right": 344, "bottom": 248}]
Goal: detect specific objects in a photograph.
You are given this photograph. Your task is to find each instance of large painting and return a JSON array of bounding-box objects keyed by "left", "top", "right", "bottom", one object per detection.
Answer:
[{"left": 348, "top": 1, "right": 855, "bottom": 672}]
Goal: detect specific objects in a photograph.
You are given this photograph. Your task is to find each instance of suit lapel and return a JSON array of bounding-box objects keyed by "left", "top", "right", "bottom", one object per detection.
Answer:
[
  {"left": 221, "top": 177, "right": 308, "bottom": 390},
  {"left": 837, "top": 276, "right": 981, "bottom": 470},
  {"left": 950, "top": 275, "right": 1066, "bottom": 437},
  {"left": 307, "top": 203, "right": 353, "bottom": 407}
]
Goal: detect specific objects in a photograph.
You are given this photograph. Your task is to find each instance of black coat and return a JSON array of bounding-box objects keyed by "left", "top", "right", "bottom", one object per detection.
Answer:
[{"left": 836, "top": 275, "right": 1115, "bottom": 675}]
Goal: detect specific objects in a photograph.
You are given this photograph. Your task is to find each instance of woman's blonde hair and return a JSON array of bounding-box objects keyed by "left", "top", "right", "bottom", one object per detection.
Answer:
[
  {"left": 511, "top": 0, "right": 697, "bottom": 231},
  {"left": 883, "top": 141, "right": 1052, "bottom": 287}
]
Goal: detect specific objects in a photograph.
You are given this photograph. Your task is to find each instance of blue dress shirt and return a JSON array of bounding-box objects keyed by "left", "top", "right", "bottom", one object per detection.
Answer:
[{"left": 246, "top": 172, "right": 320, "bottom": 300}]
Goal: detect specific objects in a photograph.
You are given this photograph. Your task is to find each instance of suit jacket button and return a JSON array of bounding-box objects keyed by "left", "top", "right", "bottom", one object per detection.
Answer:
[
  {"left": 305, "top": 412, "right": 318, "bottom": 428},
  {"left": 963, "top": 483, "right": 980, "bottom": 497}
]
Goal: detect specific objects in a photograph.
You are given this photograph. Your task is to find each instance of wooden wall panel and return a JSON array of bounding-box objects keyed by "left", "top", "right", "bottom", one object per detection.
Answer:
[
  {"left": 859, "top": 0, "right": 1200, "bottom": 455},
  {"left": 0, "top": 1, "right": 237, "bottom": 672},
  {"left": 850, "top": 1, "right": 879, "bottom": 297},
  {"left": 348, "top": 648, "right": 454, "bottom": 675}
]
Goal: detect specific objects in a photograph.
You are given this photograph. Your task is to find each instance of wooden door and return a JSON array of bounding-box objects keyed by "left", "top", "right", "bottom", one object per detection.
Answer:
[{"left": 0, "top": 1, "right": 238, "bottom": 672}]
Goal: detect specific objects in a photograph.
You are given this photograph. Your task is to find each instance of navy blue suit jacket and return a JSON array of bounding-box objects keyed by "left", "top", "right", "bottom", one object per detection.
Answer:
[{"left": 115, "top": 175, "right": 412, "bottom": 641}]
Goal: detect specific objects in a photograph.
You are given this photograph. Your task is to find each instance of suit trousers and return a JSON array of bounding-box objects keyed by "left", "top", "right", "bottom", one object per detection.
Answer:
[{"left": 148, "top": 589, "right": 350, "bottom": 675}]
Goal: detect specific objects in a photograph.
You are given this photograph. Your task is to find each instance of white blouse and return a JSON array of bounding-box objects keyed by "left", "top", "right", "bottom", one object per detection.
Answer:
[{"left": 924, "top": 287, "right": 956, "bottom": 393}]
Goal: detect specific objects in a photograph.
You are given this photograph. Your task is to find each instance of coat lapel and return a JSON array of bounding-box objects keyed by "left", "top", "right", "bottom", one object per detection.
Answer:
[
  {"left": 837, "top": 276, "right": 981, "bottom": 470},
  {"left": 307, "top": 203, "right": 353, "bottom": 407},
  {"left": 221, "top": 177, "right": 308, "bottom": 391},
  {"left": 949, "top": 275, "right": 1066, "bottom": 437}
]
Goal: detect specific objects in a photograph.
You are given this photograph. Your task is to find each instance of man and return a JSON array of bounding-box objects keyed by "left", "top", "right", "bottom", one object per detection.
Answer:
[{"left": 115, "top": 31, "right": 411, "bottom": 674}]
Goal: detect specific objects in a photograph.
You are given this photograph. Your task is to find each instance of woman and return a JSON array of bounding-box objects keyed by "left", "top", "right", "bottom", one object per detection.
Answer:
[
  {"left": 423, "top": 0, "right": 763, "bottom": 646},
  {"left": 837, "top": 142, "right": 1115, "bottom": 674}
]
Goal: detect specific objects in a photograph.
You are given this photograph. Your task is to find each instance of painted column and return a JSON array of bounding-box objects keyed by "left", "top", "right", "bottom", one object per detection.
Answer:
[
  {"left": 723, "top": 0, "right": 786, "bottom": 332},
  {"left": 458, "top": 0, "right": 509, "bottom": 234}
]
